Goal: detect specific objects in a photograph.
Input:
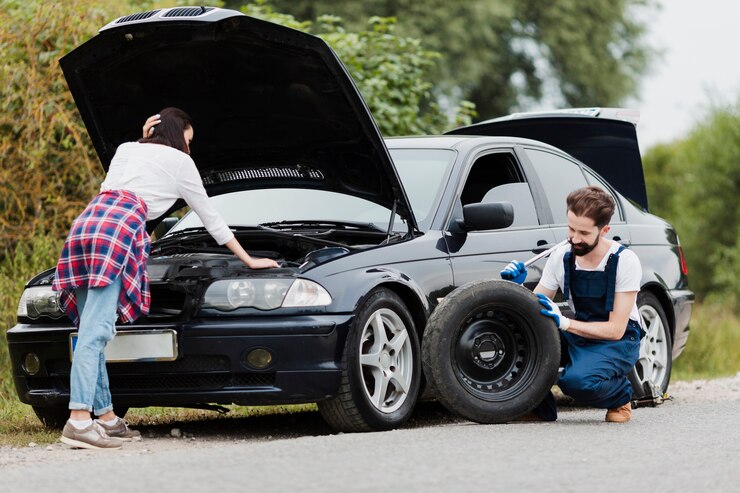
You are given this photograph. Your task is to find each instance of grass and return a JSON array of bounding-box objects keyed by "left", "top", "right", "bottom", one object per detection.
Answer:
[
  {"left": 0, "top": 400, "right": 319, "bottom": 447},
  {"left": 672, "top": 302, "right": 740, "bottom": 380}
]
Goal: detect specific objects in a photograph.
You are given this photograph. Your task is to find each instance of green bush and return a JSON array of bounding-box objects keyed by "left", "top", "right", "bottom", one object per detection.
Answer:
[{"left": 0, "top": 235, "right": 63, "bottom": 399}]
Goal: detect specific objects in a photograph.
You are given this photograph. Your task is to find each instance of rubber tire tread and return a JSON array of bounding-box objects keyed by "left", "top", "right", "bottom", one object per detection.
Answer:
[
  {"left": 422, "top": 279, "right": 560, "bottom": 423},
  {"left": 318, "top": 288, "right": 420, "bottom": 433},
  {"left": 630, "top": 291, "right": 673, "bottom": 398}
]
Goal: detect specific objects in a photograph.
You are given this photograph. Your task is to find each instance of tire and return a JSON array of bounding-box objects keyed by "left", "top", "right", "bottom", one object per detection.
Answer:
[
  {"left": 630, "top": 291, "right": 673, "bottom": 399},
  {"left": 421, "top": 280, "right": 560, "bottom": 423},
  {"left": 32, "top": 406, "right": 129, "bottom": 429},
  {"left": 318, "top": 288, "right": 421, "bottom": 432}
]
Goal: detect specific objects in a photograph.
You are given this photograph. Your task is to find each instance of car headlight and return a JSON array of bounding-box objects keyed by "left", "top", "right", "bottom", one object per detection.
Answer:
[
  {"left": 202, "top": 278, "right": 331, "bottom": 311},
  {"left": 18, "top": 286, "right": 65, "bottom": 319}
]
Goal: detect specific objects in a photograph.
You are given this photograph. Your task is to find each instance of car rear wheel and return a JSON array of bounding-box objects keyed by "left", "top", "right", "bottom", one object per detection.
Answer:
[
  {"left": 318, "top": 288, "right": 420, "bottom": 432},
  {"left": 630, "top": 291, "right": 672, "bottom": 399},
  {"left": 422, "top": 280, "right": 560, "bottom": 423}
]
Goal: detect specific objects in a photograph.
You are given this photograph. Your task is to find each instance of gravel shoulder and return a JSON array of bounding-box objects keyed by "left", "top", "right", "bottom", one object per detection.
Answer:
[{"left": 2, "top": 374, "right": 738, "bottom": 468}]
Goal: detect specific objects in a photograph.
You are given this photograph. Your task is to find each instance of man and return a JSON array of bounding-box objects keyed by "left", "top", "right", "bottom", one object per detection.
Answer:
[{"left": 501, "top": 186, "right": 643, "bottom": 422}]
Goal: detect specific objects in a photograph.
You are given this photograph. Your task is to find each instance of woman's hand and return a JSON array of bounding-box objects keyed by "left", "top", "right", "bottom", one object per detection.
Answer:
[
  {"left": 224, "top": 238, "right": 279, "bottom": 269},
  {"left": 245, "top": 257, "right": 280, "bottom": 269},
  {"left": 142, "top": 114, "right": 161, "bottom": 138}
]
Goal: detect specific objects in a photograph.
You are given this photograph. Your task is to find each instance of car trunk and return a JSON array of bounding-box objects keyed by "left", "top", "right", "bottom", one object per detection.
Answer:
[{"left": 447, "top": 116, "right": 649, "bottom": 211}]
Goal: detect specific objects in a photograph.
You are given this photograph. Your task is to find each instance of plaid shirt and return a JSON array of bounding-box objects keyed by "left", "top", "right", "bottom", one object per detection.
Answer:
[{"left": 52, "top": 190, "right": 151, "bottom": 325}]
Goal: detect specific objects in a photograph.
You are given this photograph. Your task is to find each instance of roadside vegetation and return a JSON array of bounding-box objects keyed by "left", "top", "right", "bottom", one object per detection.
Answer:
[{"left": 0, "top": 0, "right": 737, "bottom": 444}]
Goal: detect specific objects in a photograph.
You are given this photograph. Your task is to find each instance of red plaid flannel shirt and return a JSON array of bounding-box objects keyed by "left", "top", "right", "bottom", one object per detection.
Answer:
[{"left": 52, "top": 190, "right": 151, "bottom": 325}]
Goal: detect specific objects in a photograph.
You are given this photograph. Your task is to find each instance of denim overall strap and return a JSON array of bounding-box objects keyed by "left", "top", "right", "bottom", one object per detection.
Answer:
[
  {"left": 562, "top": 250, "right": 574, "bottom": 302},
  {"left": 603, "top": 245, "right": 626, "bottom": 312}
]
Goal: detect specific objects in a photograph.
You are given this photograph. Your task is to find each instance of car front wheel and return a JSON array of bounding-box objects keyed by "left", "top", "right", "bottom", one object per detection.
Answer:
[{"left": 318, "top": 288, "right": 420, "bottom": 432}]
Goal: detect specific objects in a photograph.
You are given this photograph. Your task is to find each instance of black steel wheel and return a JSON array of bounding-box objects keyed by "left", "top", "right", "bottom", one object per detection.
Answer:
[{"left": 422, "top": 280, "right": 560, "bottom": 423}]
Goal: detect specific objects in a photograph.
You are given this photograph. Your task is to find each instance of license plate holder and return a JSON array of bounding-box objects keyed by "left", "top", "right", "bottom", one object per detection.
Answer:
[{"left": 69, "top": 329, "right": 178, "bottom": 363}]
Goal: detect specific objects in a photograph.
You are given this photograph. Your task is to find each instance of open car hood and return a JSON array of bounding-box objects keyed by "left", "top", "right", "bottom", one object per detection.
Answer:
[
  {"left": 60, "top": 7, "right": 416, "bottom": 227},
  {"left": 448, "top": 108, "right": 649, "bottom": 211}
]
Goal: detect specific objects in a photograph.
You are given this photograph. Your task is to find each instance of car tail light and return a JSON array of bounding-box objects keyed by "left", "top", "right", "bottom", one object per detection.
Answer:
[{"left": 678, "top": 243, "right": 688, "bottom": 276}]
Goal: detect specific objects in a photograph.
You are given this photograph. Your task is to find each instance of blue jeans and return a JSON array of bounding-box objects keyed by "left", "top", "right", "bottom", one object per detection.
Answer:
[{"left": 68, "top": 277, "right": 122, "bottom": 415}]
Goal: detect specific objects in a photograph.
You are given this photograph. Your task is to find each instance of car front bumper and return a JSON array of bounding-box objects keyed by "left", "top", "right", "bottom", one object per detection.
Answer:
[{"left": 6, "top": 314, "right": 352, "bottom": 409}]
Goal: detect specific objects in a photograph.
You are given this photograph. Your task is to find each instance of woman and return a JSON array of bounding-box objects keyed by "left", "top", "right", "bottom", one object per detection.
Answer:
[{"left": 53, "top": 108, "right": 278, "bottom": 449}]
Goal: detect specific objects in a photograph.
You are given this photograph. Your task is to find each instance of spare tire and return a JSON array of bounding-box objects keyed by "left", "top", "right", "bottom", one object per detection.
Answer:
[{"left": 422, "top": 280, "right": 560, "bottom": 423}]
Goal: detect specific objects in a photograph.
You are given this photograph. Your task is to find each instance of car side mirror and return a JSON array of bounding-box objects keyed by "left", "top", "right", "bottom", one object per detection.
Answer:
[
  {"left": 460, "top": 201, "right": 514, "bottom": 231},
  {"left": 152, "top": 217, "right": 179, "bottom": 240}
]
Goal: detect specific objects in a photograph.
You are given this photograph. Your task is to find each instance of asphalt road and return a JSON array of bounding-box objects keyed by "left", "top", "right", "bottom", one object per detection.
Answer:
[{"left": 2, "top": 378, "right": 739, "bottom": 492}]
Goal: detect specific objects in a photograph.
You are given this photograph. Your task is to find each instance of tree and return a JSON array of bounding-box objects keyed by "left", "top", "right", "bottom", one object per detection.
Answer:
[
  {"left": 266, "top": 0, "right": 656, "bottom": 120},
  {"left": 0, "top": 0, "right": 147, "bottom": 252},
  {"left": 642, "top": 100, "right": 740, "bottom": 303}
]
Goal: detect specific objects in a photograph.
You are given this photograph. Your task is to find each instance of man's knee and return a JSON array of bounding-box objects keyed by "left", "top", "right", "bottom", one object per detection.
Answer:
[{"left": 559, "top": 371, "right": 602, "bottom": 400}]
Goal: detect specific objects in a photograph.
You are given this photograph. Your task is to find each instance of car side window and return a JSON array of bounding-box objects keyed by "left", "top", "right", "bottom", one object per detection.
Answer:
[
  {"left": 525, "top": 148, "right": 588, "bottom": 224},
  {"left": 459, "top": 151, "right": 539, "bottom": 228}
]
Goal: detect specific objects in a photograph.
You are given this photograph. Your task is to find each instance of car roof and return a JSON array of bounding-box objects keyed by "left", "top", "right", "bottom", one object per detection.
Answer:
[{"left": 384, "top": 134, "right": 563, "bottom": 153}]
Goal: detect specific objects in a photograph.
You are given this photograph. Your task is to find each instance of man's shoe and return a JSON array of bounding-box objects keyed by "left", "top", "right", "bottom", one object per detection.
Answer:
[
  {"left": 60, "top": 421, "right": 123, "bottom": 450},
  {"left": 605, "top": 402, "right": 632, "bottom": 423},
  {"left": 96, "top": 418, "right": 142, "bottom": 442}
]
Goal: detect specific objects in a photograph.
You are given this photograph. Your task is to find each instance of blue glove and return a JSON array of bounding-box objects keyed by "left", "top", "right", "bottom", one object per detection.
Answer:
[
  {"left": 536, "top": 293, "right": 570, "bottom": 331},
  {"left": 500, "top": 260, "right": 527, "bottom": 284}
]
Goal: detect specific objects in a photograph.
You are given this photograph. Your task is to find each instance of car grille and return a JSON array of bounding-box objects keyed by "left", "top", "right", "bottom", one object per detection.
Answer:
[
  {"left": 148, "top": 284, "right": 187, "bottom": 316},
  {"left": 40, "top": 355, "right": 275, "bottom": 392},
  {"left": 116, "top": 10, "right": 160, "bottom": 23},
  {"left": 202, "top": 166, "right": 325, "bottom": 185},
  {"left": 162, "top": 7, "right": 215, "bottom": 17}
]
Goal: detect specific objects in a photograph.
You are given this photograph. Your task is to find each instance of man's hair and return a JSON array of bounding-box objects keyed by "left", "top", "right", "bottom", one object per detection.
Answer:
[
  {"left": 138, "top": 107, "right": 192, "bottom": 153},
  {"left": 566, "top": 186, "right": 615, "bottom": 228}
]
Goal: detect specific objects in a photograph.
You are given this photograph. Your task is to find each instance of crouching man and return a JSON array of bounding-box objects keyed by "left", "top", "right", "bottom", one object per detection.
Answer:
[{"left": 501, "top": 186, "right": 644, "bottom": 422}]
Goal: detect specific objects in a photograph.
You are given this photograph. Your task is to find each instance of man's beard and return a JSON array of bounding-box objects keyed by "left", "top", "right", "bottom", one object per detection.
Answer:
[{"left": 569, "top": 236, "right": 599, "bottom": 257}]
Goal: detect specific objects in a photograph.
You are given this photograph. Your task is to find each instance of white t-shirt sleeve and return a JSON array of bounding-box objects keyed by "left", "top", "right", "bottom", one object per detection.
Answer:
[
  {"left": 538, "top": 244, "right": 568, "bottom": 292},
  {"left": 615, "top": 248, "right": 642, "bottom": 292},
  {"left": 176, "top": 157, "right": 234, "bottom": 245}
]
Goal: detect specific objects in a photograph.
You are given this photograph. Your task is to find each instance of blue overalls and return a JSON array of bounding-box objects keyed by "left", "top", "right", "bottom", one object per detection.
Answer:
[{"left": 534, "top": 246, "right": 644, "bottom": 421}]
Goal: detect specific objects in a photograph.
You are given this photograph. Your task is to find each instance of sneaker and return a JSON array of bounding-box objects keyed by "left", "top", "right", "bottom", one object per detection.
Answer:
[
  {"left": 96, "top": 418, "right": 142, "bottom": 442},
  {"left": 605, "top": 402, "right": 632, "bottom": 423},
  {"left": 60, "top": 421, "right": 123, "bottom": 450}
]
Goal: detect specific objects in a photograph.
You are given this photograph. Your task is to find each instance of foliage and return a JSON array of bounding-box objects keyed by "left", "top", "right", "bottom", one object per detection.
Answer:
[
  {"left": 672, "top": 302, "right": 740, "bottom": 380},
  {"left": 241, "top": 1, "right": 468, "bottom": 136},
  {"left": 643, "top": 100, "right": 740, "bottom": 304},
  {"left": 264, "top": 0, "right": 655, "bottom": 119},
  {"left": 0, "top": 235, "right": 63, "bottom": 399},
  {"left": 0, "top": 0, "right": 147, "bottom": 254}
]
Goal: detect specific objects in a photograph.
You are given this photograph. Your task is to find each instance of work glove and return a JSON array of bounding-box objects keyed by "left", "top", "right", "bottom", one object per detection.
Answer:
[
  {"left": 536, "top": 293, "right": 570, "bottom": 331},
  {"left": 500, "top": 260, "right": 527, "bottom": 285}
]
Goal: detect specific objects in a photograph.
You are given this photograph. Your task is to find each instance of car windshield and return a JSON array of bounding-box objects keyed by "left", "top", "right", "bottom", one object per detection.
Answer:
[{"left": 168, "top": 148, "right": 455, "bottom": 234}]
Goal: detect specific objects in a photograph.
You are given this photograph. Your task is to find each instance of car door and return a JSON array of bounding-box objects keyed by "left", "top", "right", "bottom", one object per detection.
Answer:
[
  {"left": 521, "top": 146, "right": 632, "bottom": 247},
  {"left": 444, "top": 147, "right": 557, "bottom": 291}
]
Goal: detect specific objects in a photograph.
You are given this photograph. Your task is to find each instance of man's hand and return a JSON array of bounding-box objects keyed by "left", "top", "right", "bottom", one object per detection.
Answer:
[
  {"left": 536, "top": 293, "right": 570, "bottom": 331},
  {"left": 142, "top": 114, "right": 161, "bottom": 138},
  {"left": 500, "top": 260, "right": 527, "bottom": 284}
]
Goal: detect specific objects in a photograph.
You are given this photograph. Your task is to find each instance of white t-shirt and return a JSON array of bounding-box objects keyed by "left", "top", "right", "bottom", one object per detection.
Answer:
[
  {"left": 101, "top": 142, "right": 234, "bottom": 245},
  {"left": 539, "top": 242, "right": 642, "bottom": 322}
]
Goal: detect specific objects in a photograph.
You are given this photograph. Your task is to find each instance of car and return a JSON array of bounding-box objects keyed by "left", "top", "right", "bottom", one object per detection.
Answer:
[{"left": 6, "top": 7, "right": 693, "bottom": 431}]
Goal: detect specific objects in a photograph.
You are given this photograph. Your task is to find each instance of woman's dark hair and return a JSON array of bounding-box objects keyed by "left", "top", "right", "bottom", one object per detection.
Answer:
[{"left": 138, "top": 107, "right": 192, "bottom": 153}]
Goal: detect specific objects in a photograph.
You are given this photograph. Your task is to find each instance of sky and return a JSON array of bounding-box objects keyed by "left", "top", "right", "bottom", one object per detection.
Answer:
[{"left": 628, "top": 0, "right": 740, "bottom": 153}]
